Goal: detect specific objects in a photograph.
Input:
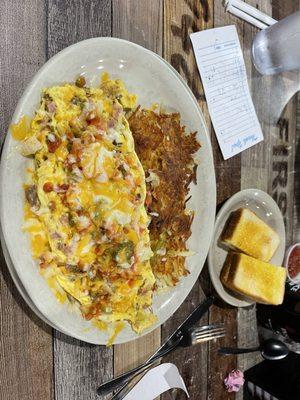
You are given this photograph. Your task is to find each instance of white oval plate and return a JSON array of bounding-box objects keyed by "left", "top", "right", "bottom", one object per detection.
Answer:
[
  {"left": 0, "top": 38, "right": 216, "bottom": 344},
  {"left": 208, "top": 188, "right": 286, "bottom": 308},
  {"left": 0, "top": 227, "right": 67, "bottom": 334}
]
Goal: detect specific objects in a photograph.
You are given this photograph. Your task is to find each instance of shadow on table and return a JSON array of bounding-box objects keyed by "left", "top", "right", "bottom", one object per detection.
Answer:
[{"left": 199, "top": 263, "right": 244, "bottom": 310}]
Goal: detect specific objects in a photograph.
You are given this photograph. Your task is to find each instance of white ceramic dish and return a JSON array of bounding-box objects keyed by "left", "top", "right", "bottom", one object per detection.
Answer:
[
  {"left": 0, "top": 38, "right": 216, "bottom": 344},
  {"left": 0, "top": 228, "right": 65, "bottom": 333},
  {"left": 284, "top": 243, "right": 300, "bottom": 283},
  {"left": 208, "top": 188, "right": 286, "bottom": 307}
]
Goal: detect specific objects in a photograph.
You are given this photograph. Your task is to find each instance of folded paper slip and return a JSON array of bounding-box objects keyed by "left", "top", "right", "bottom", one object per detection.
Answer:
[{"left": 123, "top": 363, "right": 189, "bottom": 400}]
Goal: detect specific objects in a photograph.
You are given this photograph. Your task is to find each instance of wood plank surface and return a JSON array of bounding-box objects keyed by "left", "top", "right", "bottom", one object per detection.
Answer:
[
  {"left": 112, "top": 0, "right": 163, "bottom": 55},
  {"left": 265, "top": 0, "right": 300, "bottom": 356},
  {"left": 1, "top": 1, "right": 300, "bottom": 400},
  {"left": 203, "top": 3, "right": 243, "bottom": 400},
  {"left": 47, "top": 2, "right": 113, "bottom": 400},
  {"left": 162, "top": 2, "right": 212, "bottom": 400},
  {"left": 237, "top": 1, "right": 273, "bottom": 389},
  {"left": 112, "top": 0, "right": 163, "bottom": 377},
  {"left": 47, "top": 0, "right": 112, "bottom": 54},
  {"left": 267, "top": 0, "right": 300, "bottom": 247},
  {"left": 0, "top": 2, "right": 54, "bottom": 400},
  {"left": 294, "top": 93, "right": 300, "bottom": 241},
  {"left": 239, "top": 0, "right": 300, "bottom": 394}
]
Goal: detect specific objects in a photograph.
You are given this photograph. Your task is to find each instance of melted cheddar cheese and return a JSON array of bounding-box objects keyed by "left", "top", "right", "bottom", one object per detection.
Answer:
[{"left": 14, "top": 74, "right": 156, "bottom": 343}]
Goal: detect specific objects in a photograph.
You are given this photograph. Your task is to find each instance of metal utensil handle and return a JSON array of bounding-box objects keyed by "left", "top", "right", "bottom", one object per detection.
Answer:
[
  {"left": 218, "top": 346, "right": 260, "bottom": 355},
  {"left": 107, "top": 296, "right": 214, "bottom": 400},
  {"left": 110, "top": 376, "right": 139, "bottom": 400},
  {"left": 149, "top": 296, "right": 215, "bottom": 360},
  {"left": 97, "top": 337, "right": 182, "bottom": 397}
]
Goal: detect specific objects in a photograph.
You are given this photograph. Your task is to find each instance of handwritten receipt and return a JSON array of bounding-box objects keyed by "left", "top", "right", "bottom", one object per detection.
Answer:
[{"left": 190, "top": 25, "right": 263, "bottom": 159}]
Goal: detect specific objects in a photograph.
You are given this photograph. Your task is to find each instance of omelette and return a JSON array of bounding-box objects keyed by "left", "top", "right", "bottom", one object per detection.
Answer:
[{"left": 13, "top": 74, "right": 157, "bottom": 340}]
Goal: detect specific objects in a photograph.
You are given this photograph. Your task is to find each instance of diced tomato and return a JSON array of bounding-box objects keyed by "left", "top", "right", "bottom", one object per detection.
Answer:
[
  {"left": 70, "top": 140, "right": 83, "bottom": 158},
  {"left": 59, "top": 183, "right": 69, "bottom": 191},
  {"left": 47, "top": 135, "right": 62, "bottom": 153},
  {"left": 61, "top": 196, "right": 68, "bottom": 207},
  {"left": 43, "top": 182, "right": 53, "bottom": 192},
  {"left": 94, "top": 133, "right": 104, "bottom": 141},
  {"left": 48, "top": 201, "right": 56, "bottom": 211},
  {"left": 88, "top": 117, "right": 107, "bottom": 131},
  {"left": 127, "top": 279, "right": 135, "bottom": 288},
  {"left": 55, "top": 183, "right": 69, "bottom": 193},
  {"left": 84, "top": 313, "right": 94, "bottom": 321}
]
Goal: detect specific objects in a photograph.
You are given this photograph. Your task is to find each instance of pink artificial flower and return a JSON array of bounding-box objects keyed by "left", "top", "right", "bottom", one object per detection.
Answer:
[{"left": 224, "top": 369, "right": 245, "bottom": 393}]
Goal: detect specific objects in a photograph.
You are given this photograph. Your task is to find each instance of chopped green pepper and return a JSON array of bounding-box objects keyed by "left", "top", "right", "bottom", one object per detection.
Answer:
[
  {"left": 75, "top": 76, "right": 86, "bottom": 88},
  {"left": 111, "top": 241, "right": 134, "bottom": 265}
]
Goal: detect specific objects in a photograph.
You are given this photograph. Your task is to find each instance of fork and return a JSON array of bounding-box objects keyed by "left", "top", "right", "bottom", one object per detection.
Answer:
[{"left": 97, "top": 323, "right": 226, "bottom": 397}]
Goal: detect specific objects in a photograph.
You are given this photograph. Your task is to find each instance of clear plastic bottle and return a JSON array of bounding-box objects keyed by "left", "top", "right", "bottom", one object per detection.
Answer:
[{"left": 252, "top": 11, "right": 300, "bottom": 75}]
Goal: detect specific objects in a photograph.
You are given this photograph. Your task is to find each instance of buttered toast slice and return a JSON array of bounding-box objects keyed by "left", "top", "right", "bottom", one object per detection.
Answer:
[
  {"left": 221, "top": 252, "right": 286, "bottom": 305},
  {"left": 221, "top": 208, "right": 280, "bottom": 262}
]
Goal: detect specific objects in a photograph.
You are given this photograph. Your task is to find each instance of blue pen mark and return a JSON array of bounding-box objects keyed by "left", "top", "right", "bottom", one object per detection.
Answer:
[
  {"left": 231, "top": 139, "right": 243, "bottom": 151},
  {"left": 231, "top": 135, "right": 259, "bottom": 153},
  {"left": 243, "top": 134, "right": 258, "bottom": 145}
]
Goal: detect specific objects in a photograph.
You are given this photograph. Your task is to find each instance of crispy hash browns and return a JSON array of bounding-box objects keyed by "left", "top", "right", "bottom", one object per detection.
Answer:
[{"left": 129, "top": 108, "right": 201, "bottom": 288}]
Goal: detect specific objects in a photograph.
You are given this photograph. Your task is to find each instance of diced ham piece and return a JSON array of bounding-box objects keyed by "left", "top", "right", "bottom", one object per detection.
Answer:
[{"left": 46, "top": 101, "right": 56, "bottom": 114}]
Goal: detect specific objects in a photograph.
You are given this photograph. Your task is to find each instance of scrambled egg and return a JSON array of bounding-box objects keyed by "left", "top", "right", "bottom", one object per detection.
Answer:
[{"left": 13, "top": 74, "right": 157, "bottom": 341}]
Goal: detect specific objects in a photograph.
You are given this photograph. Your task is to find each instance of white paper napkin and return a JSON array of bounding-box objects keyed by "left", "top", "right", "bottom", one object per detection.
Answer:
[{"left": 123, "top": 363, "right": 189, "bottom": 400}]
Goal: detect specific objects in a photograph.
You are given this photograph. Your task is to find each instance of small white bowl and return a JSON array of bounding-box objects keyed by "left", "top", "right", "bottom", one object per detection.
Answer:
[
  {"left": 208, "top": 188, "right": 286, "bottom": 307},
  {"left": 284, "top": 243, "right": 300, "bottom": 284}
]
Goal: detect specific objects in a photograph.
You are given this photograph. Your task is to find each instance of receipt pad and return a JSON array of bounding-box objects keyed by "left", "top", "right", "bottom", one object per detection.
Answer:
[{"left": 191, "top": 25, "right": 263, "bottom": 159}]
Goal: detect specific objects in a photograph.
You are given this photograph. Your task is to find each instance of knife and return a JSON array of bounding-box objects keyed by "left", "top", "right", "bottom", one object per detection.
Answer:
[
  {"left": 150, "top": 295, "right": 215, "bottom": 359},
  {"left": 98, "top": 295, "right": 214, "bottom": 399}
]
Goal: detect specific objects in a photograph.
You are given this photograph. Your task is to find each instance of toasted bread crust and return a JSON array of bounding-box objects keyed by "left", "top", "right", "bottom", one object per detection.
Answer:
[
  {"left": 221, "top": 208, "right": 280, "bottom": 262},
  {"left": 220, "top": 252, "right": 234, "bottom": 285},
  {"left": 221, "top": 209, "right": 243, "bottom": 242},
  {"left": 220, "top": 252, "right": 286, "bottom": 305}
]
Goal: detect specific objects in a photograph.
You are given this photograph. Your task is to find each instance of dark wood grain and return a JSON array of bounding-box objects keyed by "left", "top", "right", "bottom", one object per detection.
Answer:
[
  {"left": 238, "top": 0, "right": 300, "bottom": 391},
  {"left": 294, "top": 93, "right": 300, "bottom": 242},
  {"left": 207, "top": 147, "right": 240, "bottom": 400},
  {"left": 47, "top": 0, "right": 112, "bottom": 56},
  {"left": 0, "top": 2, "right": 54, "bottom": 400},
  {"left": 0, "top": 0, "right": 47, "bottom": 142},
  {"left": 268, "top": 0, "right": 300, "bottom": 357},
  {"left": 112, "top": 0, "right": 163, "bottom": 55},
  {"left": 112, "top": 0, "right": 163, "bottom": 376},
  {"left": 162, "top": 286, "right": 210, "bottom": 400},
  {"left": 53, "top": 332, "right": 113, "bottom": 400},
  {"left": 201, "top": 3, "right": 243, "bottom": 400},
  {"left": 47, "top": 1, "right": 113, "bottom": 399},
  {"left": 267, "top": 1, "right": 300, "bottom": 247},
  {"left": 1, "top": 1, "right": 300, "bottom": 399},
  {"left": 236, "top": 2, "right": 273, "bottom": 386},
  {"left": 162, "top": 2, "right": 213, "bottom": 399}
]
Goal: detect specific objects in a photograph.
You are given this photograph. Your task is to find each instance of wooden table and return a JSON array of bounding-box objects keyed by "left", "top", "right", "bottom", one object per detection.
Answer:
[{"left": 1, "top": 1, "right": 299, "bottom": 399}]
